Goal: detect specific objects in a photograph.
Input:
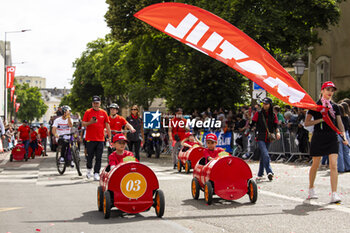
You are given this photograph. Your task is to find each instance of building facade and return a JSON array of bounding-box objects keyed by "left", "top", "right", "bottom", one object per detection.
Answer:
[
  {"left": 15, "top": 75, "right": 46, "bottom": 88},
  {"left": 307, "top": 1, "right": 350, "bottom": 100}
]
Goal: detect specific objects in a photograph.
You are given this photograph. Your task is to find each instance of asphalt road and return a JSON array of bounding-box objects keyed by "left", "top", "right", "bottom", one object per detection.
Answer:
[{"left": 1, "top": 149, "right": 350, "bottom": 233}]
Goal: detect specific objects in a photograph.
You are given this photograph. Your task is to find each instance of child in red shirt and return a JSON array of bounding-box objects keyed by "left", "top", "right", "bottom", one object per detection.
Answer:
[
  {"left": 29, "top": 127, "right": 39, "bottom": 157},
  {"left": 203, "top": 133, "right": 225, "bottom": 163},
  {"left": 181, "top": 132, "right": 203, "bottom": 148},
  {"left": 109, "top": 134, "right": 136, "bottom": 169}
]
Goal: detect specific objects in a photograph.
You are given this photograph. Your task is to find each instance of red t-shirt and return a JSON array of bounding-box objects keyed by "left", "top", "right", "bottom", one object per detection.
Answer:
[
  {"left": 171, "top": 117, "right": 187, "bottom": 141},
  {"left": 83, "top": 108, "right": 110, "bottom": 141},
  {"left": 109, "top": 150, "right": 135, "bottom": 166},
  {"left": 30, "top": 131, "right": 38, "bottom": 141},
  {"left": 38, "top": 127, "right": 48, "bottom": 138},
  {"left": 203, "top": 147, "right": 225, "bottom": 160},
  {"left": 109, "top": 115, "right": 127, "bottom": 132},
  {"left": 18, "top": 125, "right": 30, "bottom": 141}
]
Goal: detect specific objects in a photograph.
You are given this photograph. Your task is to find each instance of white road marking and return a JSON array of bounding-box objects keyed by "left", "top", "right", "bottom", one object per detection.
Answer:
[{"left": 260, "top": 190, "right": 350, "bottom": 214}]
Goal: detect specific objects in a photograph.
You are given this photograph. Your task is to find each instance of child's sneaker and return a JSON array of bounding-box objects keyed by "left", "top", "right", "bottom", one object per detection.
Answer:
[
  {"left": 307, "top": 188, "right": 318, "bottom": 199},
  {"left": 94, "top": 173, "right": 100, "bottom": 181},
  {"left": 86, "top": 169, "right": 92, "bottom": 179},
  {"left": 267, "top": 173, "right": 273, "bottom": 181},
  {"left": 330, "top": 192, "right": 341, "bottom": 203}
]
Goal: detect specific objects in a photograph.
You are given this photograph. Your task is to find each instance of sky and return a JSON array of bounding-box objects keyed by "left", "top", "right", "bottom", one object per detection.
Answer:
[{"left": 0, "top": 0, "right": 110, "bottom": 88}]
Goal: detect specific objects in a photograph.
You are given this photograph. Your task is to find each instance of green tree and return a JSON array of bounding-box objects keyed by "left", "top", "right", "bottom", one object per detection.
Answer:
[{"left": 8, "top": 83, "right": 48, "bottom": 122}]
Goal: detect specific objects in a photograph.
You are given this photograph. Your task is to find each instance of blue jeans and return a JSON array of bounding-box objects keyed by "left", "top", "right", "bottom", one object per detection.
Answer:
[
  {"left": 338, "top": 132, "right": 350, "bottom": 172},
  {"left": 257, "top": 140, "right": 273, "bottom": 177},
  {"left": 23, "top": 140, "right": 29, "bottom": 156}
]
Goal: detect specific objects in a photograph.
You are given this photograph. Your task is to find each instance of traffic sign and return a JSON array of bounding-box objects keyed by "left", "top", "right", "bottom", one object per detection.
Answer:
[
  {"left": 253, "top": 82, "right": 264, "bottom": 90},
  {"left": 252, "top": 90, "right": 266, "bottom": 100}
]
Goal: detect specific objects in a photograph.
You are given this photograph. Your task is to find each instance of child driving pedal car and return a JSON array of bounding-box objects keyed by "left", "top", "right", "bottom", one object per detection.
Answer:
[
  {"left": 203, "top": 133, "right": 225, "bottom": 163},
  {"left": 109, "top": 134, "right": 136, "bottom": 169},
  {"left": 181, "top": 132, "right": 203, "bottom": 148}
]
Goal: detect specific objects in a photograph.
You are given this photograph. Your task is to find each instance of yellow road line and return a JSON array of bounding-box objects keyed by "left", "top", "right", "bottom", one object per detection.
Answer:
[{"left": 0, "top": 207, "right": 23, "bottom": 213}]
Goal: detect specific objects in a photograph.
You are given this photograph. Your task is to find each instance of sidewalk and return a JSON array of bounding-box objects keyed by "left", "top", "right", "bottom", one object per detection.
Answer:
[{"left": 0, "top": 151, "right": 10, "bottom": 164}]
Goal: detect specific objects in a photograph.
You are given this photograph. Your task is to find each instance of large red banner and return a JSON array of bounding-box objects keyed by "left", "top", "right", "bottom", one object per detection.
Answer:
[
  {"left": 134, "top": 3, "right": 342, "bottom": 135},
  {"left": 10, "top": 86, "right": 15, "bottom": 102},
  {"left": 6, "top": 66, "right": 16, "bottom": 88}
]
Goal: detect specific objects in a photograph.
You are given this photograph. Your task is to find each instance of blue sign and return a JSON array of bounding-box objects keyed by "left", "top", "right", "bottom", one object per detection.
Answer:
[
  {"left": 143, "top": 110, "right": 161, "bottom": 129},
  {"left": 201, "top": 131, "right": 233, "bottom": 153},
  {"left": 253, "top": 82, "right": 264, "bottom": 90}
]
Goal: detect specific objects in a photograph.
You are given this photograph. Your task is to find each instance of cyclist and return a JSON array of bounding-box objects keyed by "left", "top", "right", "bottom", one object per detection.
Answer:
[
  {"left": 108, "top": 103, "right": 136, "bottom": 154},
  {"left": 52, "top": 105, "right": 74, "bottom": 167}
]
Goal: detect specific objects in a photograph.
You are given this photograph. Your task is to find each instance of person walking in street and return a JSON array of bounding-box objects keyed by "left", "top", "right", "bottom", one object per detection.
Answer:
[
  {"left": 169, "top": 108, "right": 187, "bottom": 169},
  {"left": 82, "top": 96, "right": 111, "bottom": 181},
  {"left": 38, "top": 123, "right": 49, "bottom": 156},
  {"left": 251, "top": 97, "right": 280, "bottom": 181},
  {"left": 126, "top": 105, "right": 143, "bottom": 161},
  {"left": 17, "top": 120, "right": 30, "bottom": 159},
  {"left": 305, "top": 81, "right": 348, "bottom": 203},
  {"left": 108, "top": 103, "right": 135, "bottom": 156}
]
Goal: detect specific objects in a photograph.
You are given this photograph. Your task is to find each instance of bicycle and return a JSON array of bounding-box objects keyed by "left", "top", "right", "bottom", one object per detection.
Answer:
[{"left": 56, "top": 132, "right": 82, "bottom": 176}]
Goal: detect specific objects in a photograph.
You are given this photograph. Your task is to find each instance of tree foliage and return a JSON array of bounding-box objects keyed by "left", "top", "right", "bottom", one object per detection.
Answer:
[{"left": 8, "top": 83, "right": 48, "bottom": 123}]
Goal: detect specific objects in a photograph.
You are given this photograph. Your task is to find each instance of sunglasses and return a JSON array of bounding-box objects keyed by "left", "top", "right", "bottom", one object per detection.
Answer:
[{"left": 131, "top": 109, "right": 138, "bottom": 111}]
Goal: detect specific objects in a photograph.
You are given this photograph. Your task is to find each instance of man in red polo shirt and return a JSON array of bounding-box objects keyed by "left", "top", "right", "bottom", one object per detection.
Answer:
[
  {"left": 18, "top": 120, "right": 30, "bottom": 158},
  {"left": 82, "top": 96, "right": 111, "bottom": 181},
  {"left": 38, "top": 123, "right": 49, "bottom": 156},
  {"left": 169, "top": 108, "right": 187, "bottom": 169}
]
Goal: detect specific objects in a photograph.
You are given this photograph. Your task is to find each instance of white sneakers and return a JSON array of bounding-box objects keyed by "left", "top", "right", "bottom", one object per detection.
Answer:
[
  {"left": 94, "top": 173, "right": 100, "bottom": 181},
  {"left": 307, "top": 188, "right": 318, "bottom": 199},
  {"left": 330, "top": 192, "right": 341, "bottom": 203},
  {"left": 307, "top": 189, "right": 341, "bottom": 203},
  {"left": 86, "top": 169, "right": 92, "bottom": 179},
  {"left": 70, "top": 161, "right": 74, "bottom": 168},
  {"left": 59, "top": 157, "right": 65, "bottom": 164}
]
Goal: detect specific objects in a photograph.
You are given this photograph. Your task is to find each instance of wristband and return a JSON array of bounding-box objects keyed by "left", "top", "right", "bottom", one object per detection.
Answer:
[{"left": 319, "top": 119, "right": 323, "bottom": 123}]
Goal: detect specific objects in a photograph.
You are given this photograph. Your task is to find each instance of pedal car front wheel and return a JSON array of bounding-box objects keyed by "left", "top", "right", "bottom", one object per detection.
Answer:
[
  {"left": 191, "top": 178, "right": 200, "bottom": 200},
  {"left": 204, "top": 181, "right": 213, "bottom": 205}
]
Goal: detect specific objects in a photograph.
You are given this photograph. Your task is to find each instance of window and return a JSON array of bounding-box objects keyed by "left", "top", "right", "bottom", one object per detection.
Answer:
[
  {"left": 316, "top": 56, "right": 330, "bottom": 95},
  {"left": 26, "top": 80, "right": 30, "bottom": 83}
]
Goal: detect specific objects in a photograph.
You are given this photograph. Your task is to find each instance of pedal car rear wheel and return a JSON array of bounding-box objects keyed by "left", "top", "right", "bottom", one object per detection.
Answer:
[
  {"left": 185, "top": 160, "right": 191, "bottom": 174},
  {"left": 177, "top": 160, "right": 182, "bottom": 172},
  {"left": 191, "top": 178, "right": 200, "bottom": 200},
  {"left": 103, "top": 191, "right": 112, "bottom": 219},
  {"left": 204, "top": 181, "right": 213, "bottom": 205},
  {"left": 97, "top": 186, "right": 104, "bottom": 211},
  {"left": 247, "top": 179, "right": 258, "bottom": 203},
  {"left": 154, "top": 189, "right": 165, "bottom": 218},
  {"left": 56, "top": 147, "right": 66, "bottom": 175}
]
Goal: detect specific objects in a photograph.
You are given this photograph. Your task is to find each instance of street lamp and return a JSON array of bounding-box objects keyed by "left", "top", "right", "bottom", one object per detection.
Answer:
[
  {"left": 3, "top": 29, "right": 31, "bottom": 122},
  {"left": 292, "top": 58, "right": 306, "bottom": 85}
]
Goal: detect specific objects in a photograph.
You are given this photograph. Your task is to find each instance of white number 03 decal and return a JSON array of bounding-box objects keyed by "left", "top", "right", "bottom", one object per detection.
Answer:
[{"left": 126, "top": 179, "right": 141, "bottom": 192}]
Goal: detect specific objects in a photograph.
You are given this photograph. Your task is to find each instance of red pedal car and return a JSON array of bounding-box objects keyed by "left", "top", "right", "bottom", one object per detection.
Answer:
[
  {"left": 177, "top": 145, "right": 205, "bottom": 173},
  {"left": 10, "top": 140, "right": 28, "bottom": 162},
  {"left": 191, "top": 153, "right": 258, "bottom": 205},
  {"left": 97, "top": 156, "right": 165, "bottom": 219}
]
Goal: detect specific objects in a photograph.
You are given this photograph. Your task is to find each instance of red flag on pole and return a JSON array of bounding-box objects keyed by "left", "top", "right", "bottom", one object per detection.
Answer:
[
  {"left": 13, "top": 95, "right": 17, "bottom": 108},
  {"left": 6, "top": 66, "right": 16, "bottom": 88},
  {"left": 134, "top": 3, "right": 343, "bottom": 136},
  {"left": 10, "top": 86, "right": 16, "bottom": 102},
  {"left": 15, "top": 103, "right": 20, "bottom": 112}
]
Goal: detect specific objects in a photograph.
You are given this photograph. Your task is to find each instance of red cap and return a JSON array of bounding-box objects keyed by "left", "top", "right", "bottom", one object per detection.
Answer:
[
  {"left": 206, "top": 133, "right": 217, "bottom": 142},
  {"left": 321, "top": 81, "right": 337, "bottom": 91},
  {"left": 184, "top": 132, "right": 192, "bottom": 138},
  {"left": 112, "top": 133, "right": 128, "bottom": 143}
]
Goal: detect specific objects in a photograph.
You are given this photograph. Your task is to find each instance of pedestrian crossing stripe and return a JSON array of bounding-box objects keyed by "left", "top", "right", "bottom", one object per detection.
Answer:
[{"left": 0, "top": 207, "right": 23, "bottom": 213}]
